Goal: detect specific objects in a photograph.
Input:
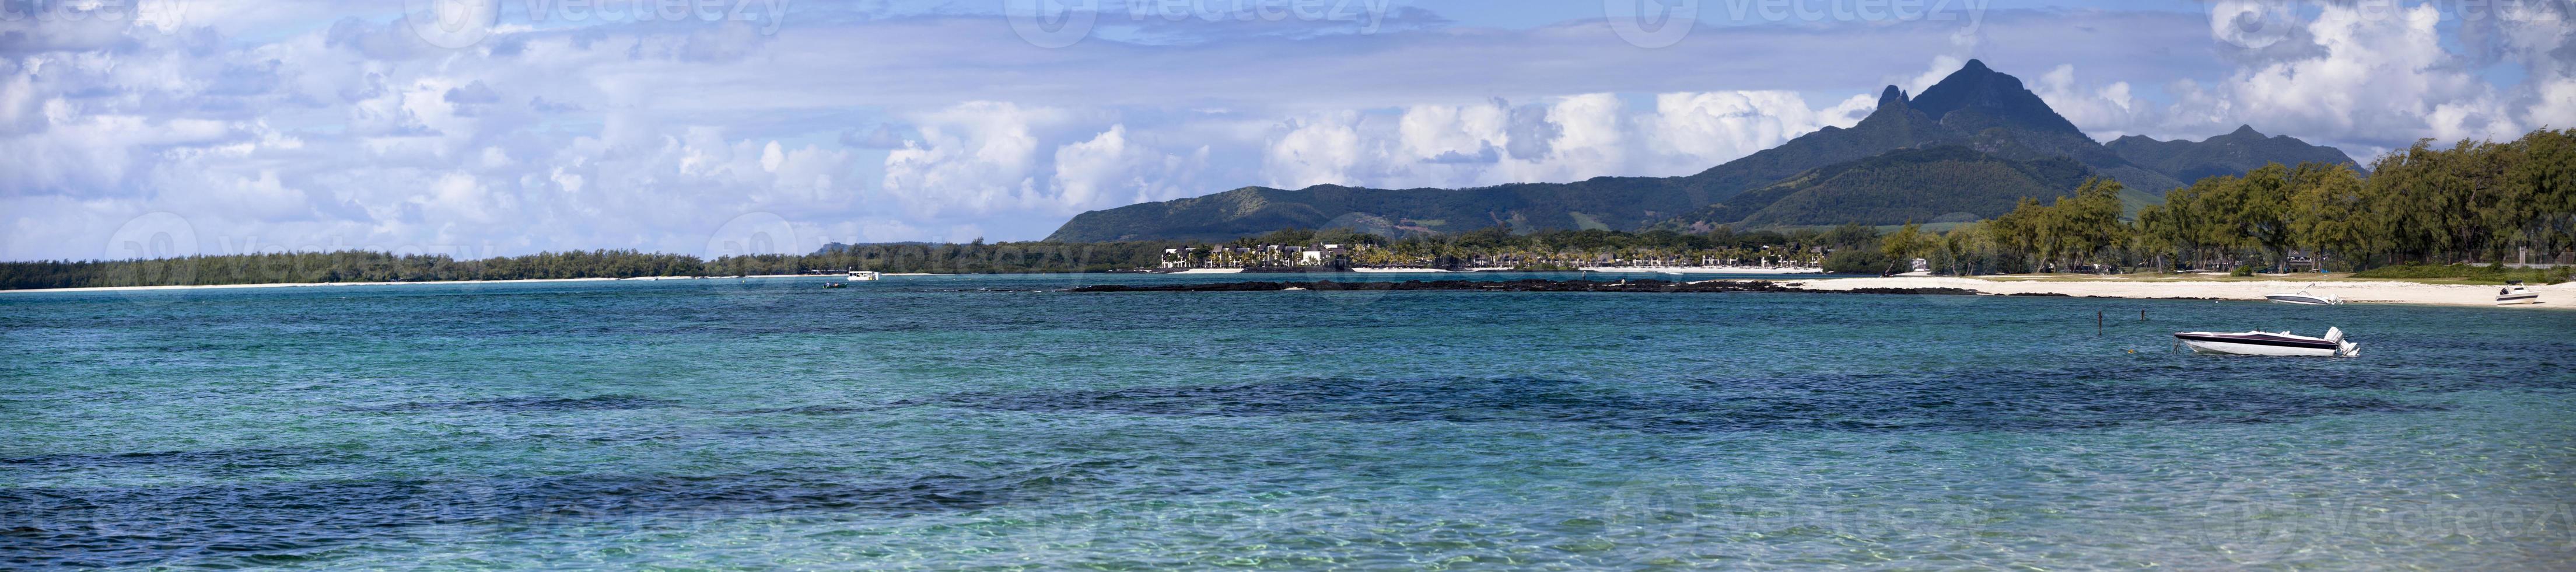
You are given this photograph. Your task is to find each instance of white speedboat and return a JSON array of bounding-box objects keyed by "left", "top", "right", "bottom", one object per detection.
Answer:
[
  {"left": 846, "top": 270, "right": 882, "bottom": 282},
  {"left": 2497, "top": 281, "right": 2539, "bottom": 305},
  {"left": 2174, "top": 327, "right": 2359, "bottom": 357},
  {"left": 2264, "top": 284, "right": 2342, "bottom": 305}
]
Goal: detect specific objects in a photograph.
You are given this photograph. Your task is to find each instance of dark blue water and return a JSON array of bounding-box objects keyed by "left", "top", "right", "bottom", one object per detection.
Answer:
[{"left": 4, "top": 274, "right": 2571, "bottom": 568}]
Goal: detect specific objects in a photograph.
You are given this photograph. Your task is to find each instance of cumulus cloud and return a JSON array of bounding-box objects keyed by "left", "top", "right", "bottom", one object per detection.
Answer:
[
  {"left": 2028, "top": 1, "right": 2564, "bottom": 157},
  {"left": 2028, "top": 64, "right": 2151, "bottom": 139},
  {"left": 1262, "top": 113, "right": 1369, "bottom": 190},
  {"left": 2218, "top": 2, "right": 2517, "bottom": 142},
  {"left": 0, "top": 1, "right": 2557, "bottom": 260},
  {"left": 1254, "top": 90, "right": 1879, "bottom": 192},
  {"left": 1050, "top": 124, "right": 1210, "bottom": 212},
  {"left": 1646, "top": 90, "right": 1876, "bottom": 171},
  {"left": 879, "top": 102, "right": 1060, "bottom": 217}
]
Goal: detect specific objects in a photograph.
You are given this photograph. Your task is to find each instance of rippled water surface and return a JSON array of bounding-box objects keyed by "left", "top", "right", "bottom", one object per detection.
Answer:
[{"left": 4, "top": 273, "right": 2572, "bottom": 568}]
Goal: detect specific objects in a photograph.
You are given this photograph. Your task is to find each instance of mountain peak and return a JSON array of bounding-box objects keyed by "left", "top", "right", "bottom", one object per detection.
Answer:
[
  {"left": 1905, "top": 60, "right": 2086, "bottom": 138},
  {"left": 1877, "top": 85, "right": 1909, "bottom": 108},
  {"left": 2224, "top": 124, "right": 2264, "bottom": 138}
]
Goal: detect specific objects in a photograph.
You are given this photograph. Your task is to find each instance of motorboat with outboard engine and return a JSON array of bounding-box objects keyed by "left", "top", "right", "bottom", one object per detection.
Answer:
[
  {"left": 2497, "top": 281, "right": 2539, "bottom": 305},
  {"left": 2264, "top": 284, "right": 2342, "bottom": 305},
  {"left": 2174, "top": 327, "right": 2360, "bottom": 357}
]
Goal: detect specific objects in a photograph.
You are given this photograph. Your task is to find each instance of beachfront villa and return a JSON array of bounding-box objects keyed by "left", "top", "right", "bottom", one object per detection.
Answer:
[
  {"left": 1160, "top": 247, "right": 1199, "bottom": 268},
  {"left": 1163, "top": 244, "right": 1353, "bottom": 269}
]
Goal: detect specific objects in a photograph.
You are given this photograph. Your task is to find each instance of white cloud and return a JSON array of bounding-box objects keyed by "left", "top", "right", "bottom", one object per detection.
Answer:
[
  {"left": 2034, "top": 1, "right": 2556, "bottom": 155},
  {"left": 2530, "top": 79, "right": 2576, "bottom": 129},
  {"left": 1262, "top": 113, "right": 1368, "bottom": 189},
  {"left": 1255, "top": 91, "right": 1880, "bottom": 192},
  {"left": 1396, "top": 103, "right": 1509, "bottom": 165},
  {"left": 2029, "top": 64, "right": 2152, "bottom": 140},
  {"left": 2220, "top": 3, "right": 2516, "bottom": 142},
  {"left": 0, "top": 2, "right": 2560, "bottom": 260},
  {"left": 1051, "top": 124, "right": 1209, "bottom": 213},
  {"left": 1539, "top": 93, "right": 1629, "bottom": 180},
  {"left": 1646, "top": 90, "right": 1874, "bottom": 172},
  {"left": 880, "top": 101, "right": 1062, "bottom": 217}
]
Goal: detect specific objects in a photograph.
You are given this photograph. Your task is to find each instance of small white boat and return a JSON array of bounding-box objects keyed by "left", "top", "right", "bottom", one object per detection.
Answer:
[
  {"left": 846, "top": 270, "right": 882, "bottom": 282},
  {"left": 2497, "top": 281, "right": 2539, "bottom": 305},
  {"left": 2264, "top": 284, "right": 2342, "bottom": 305},
  {"left": 2174, "top": 327, "right": 2359, "bottom": 357}
]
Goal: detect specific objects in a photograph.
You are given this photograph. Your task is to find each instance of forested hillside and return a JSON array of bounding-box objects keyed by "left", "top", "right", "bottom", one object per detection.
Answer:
[
  {"left": 1658, "top": 147, "right": 2096, "bottom": 229},
  {"left": 2108, "top": 125, "right": 2361, "bottom": 184}
]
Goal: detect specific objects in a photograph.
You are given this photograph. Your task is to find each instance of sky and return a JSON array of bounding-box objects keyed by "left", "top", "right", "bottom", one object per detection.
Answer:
[{"left": 3, "top": 0, "right": 2571, "bottom": 261}]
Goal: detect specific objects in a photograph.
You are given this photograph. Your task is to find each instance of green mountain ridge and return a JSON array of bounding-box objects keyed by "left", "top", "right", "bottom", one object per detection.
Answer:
[
  {"left": 1662, "top": 146, "right": 2099, "bottom": 229},
  {"left": 2107, "top": 124, "right": 2362, "bottom": 184},
  {"left": 1044, "top": 61, "right": 2347, "bottom": 242}
]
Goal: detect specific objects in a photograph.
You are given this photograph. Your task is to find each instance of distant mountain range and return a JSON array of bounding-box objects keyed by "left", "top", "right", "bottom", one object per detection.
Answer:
[
  {"left": 1656, "top": 146, "right": 2110, "bottom": 230},
  {"left": 1044, "top": 60, "right": 2357, "bottom": 242},
  {"left": 2106, "top": 124, "right": 2367, "bottom": 184}
]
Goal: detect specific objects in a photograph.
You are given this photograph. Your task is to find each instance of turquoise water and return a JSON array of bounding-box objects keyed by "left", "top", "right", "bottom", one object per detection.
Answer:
[{"left": 4, "top": 273, "right": 2572, "bottom": 569}]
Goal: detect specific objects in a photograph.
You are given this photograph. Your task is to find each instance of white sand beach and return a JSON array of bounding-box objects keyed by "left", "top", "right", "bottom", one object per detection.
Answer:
[{"left": 1779, "top": 276, "right": 2571, "bottom": 309}]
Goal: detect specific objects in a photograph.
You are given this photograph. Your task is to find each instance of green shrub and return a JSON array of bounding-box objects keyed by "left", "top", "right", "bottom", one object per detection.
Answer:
[{"left": 2230, "top": 265, "right": 2255, "bottom": 277}]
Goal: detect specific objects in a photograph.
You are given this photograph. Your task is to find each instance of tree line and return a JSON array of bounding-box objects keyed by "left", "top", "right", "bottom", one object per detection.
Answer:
[
  {"left": 0, "top": 243, "right": 1185, "bottom": 290},
  {"left": 1887, "top": 128, "right": 2575, "bottom": 276}
]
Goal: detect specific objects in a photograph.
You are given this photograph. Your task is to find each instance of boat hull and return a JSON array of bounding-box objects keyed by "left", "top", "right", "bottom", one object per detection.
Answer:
[
  {"left": 2174, "top": 331, "right": 2358, "bottom": 357},
  {"left": 2264, "top": 294, "right": 2339, "bottom": 305},
  {"left": 2497, "top": 289, "right": 2538, "bottom": 305}
]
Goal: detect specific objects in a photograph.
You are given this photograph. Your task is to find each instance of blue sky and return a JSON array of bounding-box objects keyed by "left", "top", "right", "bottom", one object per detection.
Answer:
[{"left": 3, "top": 0, "right": 2570, "bottom": 260}]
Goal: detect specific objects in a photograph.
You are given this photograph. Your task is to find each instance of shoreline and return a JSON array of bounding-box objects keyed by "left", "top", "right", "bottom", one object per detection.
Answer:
[
  {"left": 1072, "top": 275, "right": 2571, "bottom": 309},
  {"left": 1778, "top": 276, "right": 2571, "bottom": 309},
  {"left": 1578, "top": 266, "right": 1824, "bottom": 274},
  {"left": 1186, "top": 267, "right": 1825, "bottom": 274},
  {"left": 6, "top": 272, "right": 2561, "bottom": 308},
  {"left": 0, "top": 274, "right": 829, "bottom": 294}
]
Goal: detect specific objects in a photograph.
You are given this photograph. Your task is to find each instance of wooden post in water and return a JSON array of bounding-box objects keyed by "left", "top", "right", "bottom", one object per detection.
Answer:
[
  {"left": 2097, "top": 311, "right": 2104, "bottom": 336},
  {"left": 2140, "top": 309, "right": 2147, "bottom": 322}
]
